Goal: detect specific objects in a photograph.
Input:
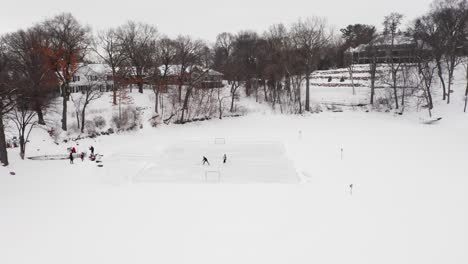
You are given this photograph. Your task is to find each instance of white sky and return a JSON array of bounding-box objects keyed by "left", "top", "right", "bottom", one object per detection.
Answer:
[{"left": 1, "top": 0, "right": 434, "bottom": 42}]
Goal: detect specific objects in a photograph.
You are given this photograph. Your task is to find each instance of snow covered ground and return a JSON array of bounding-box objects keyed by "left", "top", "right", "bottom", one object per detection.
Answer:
[{"left": 1, "top": 78, "right": 468, "bottom": 263}]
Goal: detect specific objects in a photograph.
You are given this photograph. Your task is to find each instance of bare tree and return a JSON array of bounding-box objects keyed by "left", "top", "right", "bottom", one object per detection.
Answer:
[
  {"left": 0, "top": 40, "right": 16, "bottom": 165},
  {"left": 291, "top": 17, "right": 331, "bottom": 112},
  {"left": 432, "top": 0, "right": 468, "bottom": 104},
  {"left": 151, "top": 37, "right": 176, "bottom": 113},
  {"left": 117, "top": 21, "right": 158, "bottom": 94},
  {"left": 3, "top": 26, "right": 58, "bottom": 125},
  {"left": 216, "top": 87, "right": 229, "bottom": 119},
  {"left": 174, "top": 35, "right": 205, "bottom": 102},
  {"left": 70, "top": 67, "right": 105, "bottom": 133},
  {"left": 43, "top": 13, "right": 91, "bottom": 131},
  {"left": 383, "top": 12, "right": 405, "bottom": 110},
  {"left": 95, "top": 28, "right": 127, "bottom": 105},
  {"left": 9, "top": 91, "right": 37, "bottom": 160}
]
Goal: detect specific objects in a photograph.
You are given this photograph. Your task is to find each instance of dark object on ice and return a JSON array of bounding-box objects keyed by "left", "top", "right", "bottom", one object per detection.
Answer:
[
  {"left": 202, "top": 156, "right": 210, "bottom": 165},
  {"left": 89, "top": 146, "right": 94, "bottom": 155},
  {"left": 328, "top": 76, "right": 332, "bottom": 82},
  {"left": 421, "top": 117, "right": 442, "bottom": 125},
  {"left": 97, "top": 164, "right": 104, "bottom": 167},
  {"left": 340, "top": 76, "right": 345, "bottom": 82},
  {"left": 9, "top": 172, "right": 16, "bottom": 175},
  {"left": 69, "top": 152, "right": 74, "bottom": 164},
  {"left": 350, "top": 184, "right": 353, "bottom": 195},
  {"left": 80, "top": 152, "right": 85, "bottom": 161},
  {"left": 223, "top": 154, "right": 227, "bottom": 164}
]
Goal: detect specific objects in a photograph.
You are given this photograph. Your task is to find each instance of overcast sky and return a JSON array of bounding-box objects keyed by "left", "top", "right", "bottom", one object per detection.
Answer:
[{"left": 1, "top": 0, "right": 434, "bottom": 42}]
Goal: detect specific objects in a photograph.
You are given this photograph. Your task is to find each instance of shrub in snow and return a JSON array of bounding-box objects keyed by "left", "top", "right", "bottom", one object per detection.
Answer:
[
  {"left": 47, "top": 126, "right": 62, "bottom": 142},
  {"left": 84, "top": 120, "right": 97, "bottom": 134},
  {"left": 93, "top": 116, "right": 106, "bottom": 129},
  {"left": 111, "top": 107, "right": 142, "bottom": 131},
  {"left": 149, "top": 115, "right": 162, "bottom": 128},
  {"left": 310, "top": 104, "right": 323, "bottom": 113}
]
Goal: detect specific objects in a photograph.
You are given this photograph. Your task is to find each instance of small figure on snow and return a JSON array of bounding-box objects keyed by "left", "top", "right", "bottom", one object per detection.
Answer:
[
  {"left": 223, "top": 154, "right": 227, "bottom": 164},
  {"left": 71, "top": 147, "right": 77, "bottom": 153},
  {"left": 80, "top": 152, "right": 85, "bottom": 162},
  {"left": 349, "top": 184, "right": 353, "bottom": 195},
  {"left": 89, "top": 146, "right": 94, "bottom": 155},
  {"left": 69, "top": 151, "right": 74, "bottom": 164},
  {"left": 202, "top": 156, "right": 210, "bottom": 165}
]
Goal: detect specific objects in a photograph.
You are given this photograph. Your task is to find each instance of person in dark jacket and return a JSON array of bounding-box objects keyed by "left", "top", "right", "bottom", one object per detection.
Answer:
[
  {"left": 69, "top": 152, "right": 74, "bottom": 164},
  {"left": 202, "top": 156, "right": 210, "bottom": 165},
  {"left": 223, "top": 154, "right": 227, "bottom": 164},
  {"left": 89, "top": 146, "right": 94, "bottom": 155}
]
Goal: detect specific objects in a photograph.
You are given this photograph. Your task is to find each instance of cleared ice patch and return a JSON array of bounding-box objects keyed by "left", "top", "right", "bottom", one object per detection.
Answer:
[{"left": 106, "top": 140, "right": 298, "bottom": 183}]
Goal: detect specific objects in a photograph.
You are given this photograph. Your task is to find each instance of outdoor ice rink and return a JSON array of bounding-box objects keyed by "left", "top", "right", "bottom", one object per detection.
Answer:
[{"left": 106, "top": 140, "right": 298, "bottom": 183}]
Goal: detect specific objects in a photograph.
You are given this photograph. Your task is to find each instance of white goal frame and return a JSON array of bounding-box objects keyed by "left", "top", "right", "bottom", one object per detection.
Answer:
[
  {"left": 205, "top": 170, "right": 221, "bottom": 182},
  {"left": 214, "top": 138, "right": 226, "bottom": 144}
]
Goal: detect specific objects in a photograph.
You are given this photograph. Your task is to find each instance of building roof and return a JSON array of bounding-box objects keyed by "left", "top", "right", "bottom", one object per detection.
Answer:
[{"left": 158, "top": 65, "right": 223, "bottom": 77}]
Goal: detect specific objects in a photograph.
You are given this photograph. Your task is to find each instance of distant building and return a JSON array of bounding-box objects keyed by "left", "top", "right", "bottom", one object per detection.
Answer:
[
  {"left": 158, "top": 65, "right": 224, "bottom": 89},
  {"left": 69, "top": 64, "right": 114, "bottom": 93},
  {"left": 346, "top": 34, "right": 430, "bottom": 64}
]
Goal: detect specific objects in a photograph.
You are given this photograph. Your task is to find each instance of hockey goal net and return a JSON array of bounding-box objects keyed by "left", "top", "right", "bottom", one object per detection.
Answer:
[{"left": 205, "top": 170, "right": 221, "bottom": 182}]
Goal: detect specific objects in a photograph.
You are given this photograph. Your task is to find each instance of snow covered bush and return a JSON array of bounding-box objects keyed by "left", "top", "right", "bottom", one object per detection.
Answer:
[
  {"left": 148, "top": 114, "right": 162, "bottom": 128},
  {"left": 47, "top": 126, "right": 62, "bottom": 143},
  {"left": 84, "top": 120, "right": 97, "bottom": 134},
  {"left": 93, "top": 116, "right": 106, "bottom": 130},
  {"left": 111, "top": 107, "right": 142, "bottom": 131}
]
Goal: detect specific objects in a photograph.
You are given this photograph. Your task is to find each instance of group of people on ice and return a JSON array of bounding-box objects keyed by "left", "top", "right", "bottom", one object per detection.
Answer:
[
  {"left": 69, "top": 146, "right": 95, "bottom": 164},
  {"left": 202, "top": 154, "right": 227, "bottom": 165}
]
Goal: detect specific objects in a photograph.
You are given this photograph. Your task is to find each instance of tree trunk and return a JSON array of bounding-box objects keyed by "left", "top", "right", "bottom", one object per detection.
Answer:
[
  {"left": 61, "top": 84, "right": 68, "bottom": 131},
  {"left": 36, "top": 106, "right": 45, "bottom": 125},
  {"left": 465, "top": 65, "right": 468, "bottom": 113},
  {"left": 246, "top": 79, "right": 251, "bottom": 97},
  {"left": 436, "top": 59, "right": 447, "bottom": 100},
  {"left": 349, "top": 65, "right": 356, "bottom": 95},
  {"left": 370, "top": 64, "right": 376, "bottom": 105},
  {"left": 138, "top": 82, "right": 143, "bottom": 93},
  {"left": 447, "top": 65, "right": 454, "bottom": 104},
  {"left": 0, "top": 113, "right": 8, "bottom": 166},
  {"left": 155, "top": 89, "right": 159, "bottom": 113},
  {"left": 178, "top": 85, "right": 183, "bottom": 103},
  {"left": 76, "top": 111, "right": 80, "bottom": 130},
  {"left": 19, "top": 134, "right": 25, "bottom": 160},
  {"left": 392, "top": 71, "right": 399, "bottom": 109},
  {"left": 180, "top": 86, "right": 192, "bottom": 122},
  {"left": 305, "top": 72, "right": 310, "bottom": 112},
  {"left": 81, "top": 103, "right": 87, "bottom": 133},
  {"left": 230, "top": 83, "right": 237, "bottom": 113},
  {"left": 427, "top": 83, "right": 434, "bottom": 110}
]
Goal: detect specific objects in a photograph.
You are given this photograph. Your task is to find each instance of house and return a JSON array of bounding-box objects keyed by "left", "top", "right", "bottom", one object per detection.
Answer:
[
  {"left": 158, "top": 65, "right": 224, "bottom": 89},
  {"left": 69, "top": 64, "right": 114, "bottom": 93},
  {"left": 346, "top": 34, "right": 430, "bottom": 64}
]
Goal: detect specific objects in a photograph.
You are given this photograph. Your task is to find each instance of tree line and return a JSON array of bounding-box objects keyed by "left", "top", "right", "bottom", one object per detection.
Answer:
[{"left": 0, "top": 0, "right": 467, "bottom": 165}]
